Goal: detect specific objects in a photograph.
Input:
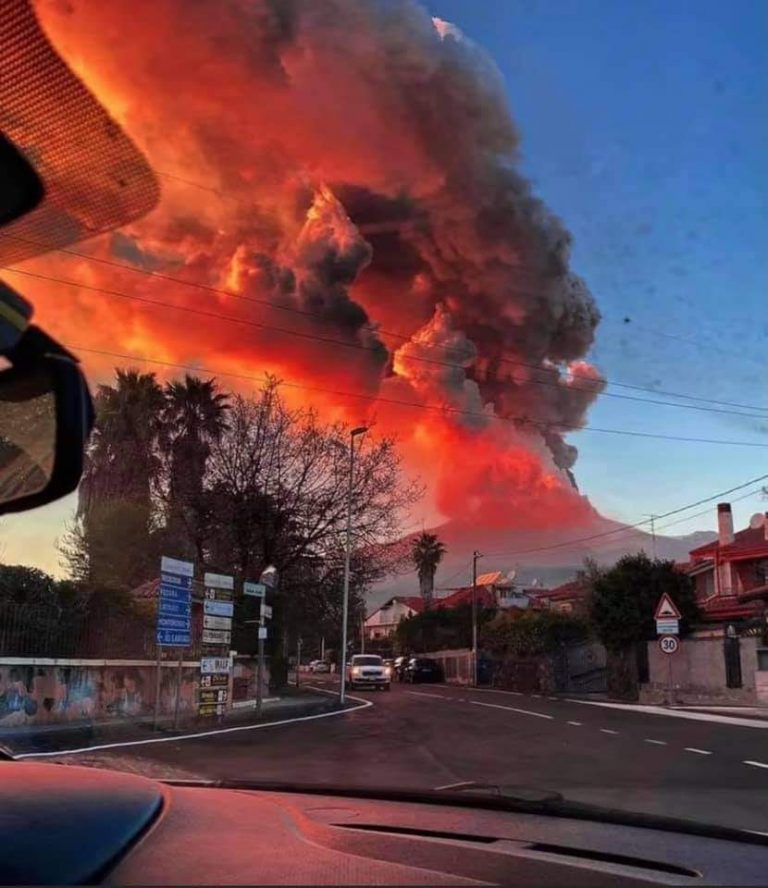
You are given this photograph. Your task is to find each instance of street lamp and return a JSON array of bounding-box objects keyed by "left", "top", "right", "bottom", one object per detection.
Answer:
[{"left": 339, "top": 425, "right": 368, "bottom": 705}]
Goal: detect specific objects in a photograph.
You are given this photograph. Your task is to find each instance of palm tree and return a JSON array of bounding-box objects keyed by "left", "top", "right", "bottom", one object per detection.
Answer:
[
  {"left": 160, "top": 375, "right": 229, "bottom": 557},
  {"left": 79, "top": 369, "right": 165, "bottom": 519},
  {"left": 412, "top": 532, "right": 446, "bottom": 607}
]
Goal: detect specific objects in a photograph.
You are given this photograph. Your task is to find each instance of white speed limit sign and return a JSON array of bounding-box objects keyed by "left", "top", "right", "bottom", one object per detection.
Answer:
[{"left": 658, "top": 636, "right": 679, "bottom": 655}]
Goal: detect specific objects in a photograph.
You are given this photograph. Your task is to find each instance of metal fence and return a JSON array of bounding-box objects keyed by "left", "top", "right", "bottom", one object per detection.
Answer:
[{"left": 0, "top": 602, "right": 158, "bottom": 659}]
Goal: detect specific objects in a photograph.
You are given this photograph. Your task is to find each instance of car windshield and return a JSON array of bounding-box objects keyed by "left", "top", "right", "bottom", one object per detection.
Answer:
[{"left": 1, "top": 0, "right": 767, "bottom": 842}]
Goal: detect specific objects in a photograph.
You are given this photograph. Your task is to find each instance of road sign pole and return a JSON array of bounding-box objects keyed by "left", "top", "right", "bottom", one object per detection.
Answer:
[
  {"left": 256, "top": 625, "right": 264, "bottom": 717},
  {"left": 154, "top": 647, "right": 162, "bottom": 731},
  {"left": 173, "top": 649, "right": 183, "bottom": 730}
]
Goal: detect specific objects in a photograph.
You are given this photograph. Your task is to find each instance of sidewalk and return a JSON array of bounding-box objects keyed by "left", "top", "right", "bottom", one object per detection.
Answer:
[
  {"left": 670, "top": 704, "right": 768, "bottom": 721},
  {"left": 1, "top": 686, "right": 344, "bottom": 757}
]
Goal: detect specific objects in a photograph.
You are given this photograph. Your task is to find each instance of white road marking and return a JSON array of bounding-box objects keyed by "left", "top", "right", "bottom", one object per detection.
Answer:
[
  {"left": 565, "top": 698, "right": 768, "bottom": 729},
  {"left": 644, "top": 739, "right": 667, "bottom": 746},
  {"left": 600, "top": 728, "right": 619, "bottom": 735},
  {"left": 744, "top": 760, "right": 768, "bottom": 770},
  {"left": 567, "top": 721, "right": 582, "bottom": 726},
  {"left": 433, "top": 780, "right": 474, "bottom": 791},
  {"left": 684, "top": 747, "right": 712, "bottom": 755},
  {"left": 406, "top": 691, "right": 450, "bottom": 700},
  {"left": 470, "top": 700, "right": 553, "bottom": 720},
  {"left": 12, "top": 687, "right": 372, "bottom": 759},
  {"left": 464, "top": 688, "right": 523, "bottom": 697},
  {"left": 530, "top": 694, "right": 541, "bottom": 699}
]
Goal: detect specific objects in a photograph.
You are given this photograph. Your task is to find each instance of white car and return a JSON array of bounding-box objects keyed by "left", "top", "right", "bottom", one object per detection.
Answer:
[
  {"left": 345, "top": 654, "right": 391, "bottom": 691},
  {"left": 309, "top": 660, "right": 330, "bottom": 673}
]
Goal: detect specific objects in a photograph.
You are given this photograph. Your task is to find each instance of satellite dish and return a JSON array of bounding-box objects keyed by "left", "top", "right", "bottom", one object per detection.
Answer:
[{"left": 749, "top": 513, "right": 766, "bottom": 529}]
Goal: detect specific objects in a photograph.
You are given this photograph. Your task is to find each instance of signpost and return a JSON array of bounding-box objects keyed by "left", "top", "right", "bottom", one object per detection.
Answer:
[
  {"left": 155, "top": 556, "right": 194, "bottom": 730},
  {"left": 199, "top": 572, "right": 234, "bottom": 717},
  {"left": 654, "top": 592, "right": 681, "bottom": 704},
  {"left": 250, "top": 566, "right": 277, "bottom": 717}
]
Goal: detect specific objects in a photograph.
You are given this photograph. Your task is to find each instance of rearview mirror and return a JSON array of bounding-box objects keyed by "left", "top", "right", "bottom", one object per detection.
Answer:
[{"left": 0, "top": 324, "right": 94, "bottom": 515}]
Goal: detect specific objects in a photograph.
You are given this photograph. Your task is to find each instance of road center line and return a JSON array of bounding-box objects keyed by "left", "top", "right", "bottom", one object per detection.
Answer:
[
  {"left": 744, "top": 760, "right": 768, "bottom": 769},
  {"left": 567, "top": 721, "right": 582, "bottom": 726},
  {"left": 644, "top": 739, "right": 667, "bottom": 745},
  {"left": 600, "top": 728, "right": 619, "bottom": 735},
  {"left": 406, "top": 691, "right": 450, "bottom": 700},
  {"left": 685, "top": 747, "right": 712, "bottom": 755},
  {"left": 470, "top": 700, "right": 553, "bottom": 720}
]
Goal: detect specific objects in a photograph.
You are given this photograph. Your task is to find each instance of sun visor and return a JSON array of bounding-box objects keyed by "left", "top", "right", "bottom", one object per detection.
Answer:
[{"left": 0, "top": 0, "right": 159, "bottom": 265}]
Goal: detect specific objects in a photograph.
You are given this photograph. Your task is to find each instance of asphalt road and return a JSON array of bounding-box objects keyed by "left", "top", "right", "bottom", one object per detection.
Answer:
[{"left": 32, "top": 679, "right": 768, "bottom": 833}]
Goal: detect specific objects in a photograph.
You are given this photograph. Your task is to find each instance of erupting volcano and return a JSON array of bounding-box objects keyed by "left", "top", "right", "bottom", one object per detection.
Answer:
[{"left": 23, "top": 0, "right": 606, "bottom": 540}]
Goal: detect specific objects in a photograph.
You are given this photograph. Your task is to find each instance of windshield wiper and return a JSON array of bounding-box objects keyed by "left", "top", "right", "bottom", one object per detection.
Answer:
[{"left": 161, "top": 778, "right": 768, "bottom": 848}]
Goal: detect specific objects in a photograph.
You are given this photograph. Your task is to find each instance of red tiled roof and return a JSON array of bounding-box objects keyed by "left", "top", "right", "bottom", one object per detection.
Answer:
[
  {"left": 690, "top": 525, "right": 768, "bottom": 559},
  {"left": 434, "top": 587, "right": 496, "bottom": 609},
  {"left": 399, "top": 596, "right": 426, "bottom": 613},
  {"left": 544, "top": 579, "right": 587, "bottom": 601}
]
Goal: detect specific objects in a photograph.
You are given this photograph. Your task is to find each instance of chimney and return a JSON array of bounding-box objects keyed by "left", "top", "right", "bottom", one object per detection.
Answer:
[{"left": 717, "top": 502, "right": 734, "bottom": 547}]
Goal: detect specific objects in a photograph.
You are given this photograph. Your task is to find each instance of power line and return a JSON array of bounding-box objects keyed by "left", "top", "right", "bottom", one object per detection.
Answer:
[
  {"left": 2, "top": 231, "right": 766, "bottom": 415},
  {"left": 482, "top": 472, "right": 768, "bottom": 558},
  {"left": 653, "top": 486, "right": 765, "bottom": 533},
  {"left": 65, "top": 343, "right": 768, "bottom": 449},
  {"left": 4, "top": 261, "right": 768, "bottom": 423}
]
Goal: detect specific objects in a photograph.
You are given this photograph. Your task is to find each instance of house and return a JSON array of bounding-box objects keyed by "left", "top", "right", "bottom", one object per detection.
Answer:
[
  {"left": 435, "top": 571, "right": 534, "bottom": 610},
  {"left": 532, "top": 579, "right": 589, "bottom": 615},
  {"left": 685, "top": 504, "right": 768, "bottom": 623},
  {"left": 363, "top": 596, "right": 425, "bottom": 642}
]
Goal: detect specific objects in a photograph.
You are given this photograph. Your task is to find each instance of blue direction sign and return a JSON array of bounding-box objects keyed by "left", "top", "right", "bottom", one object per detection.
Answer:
[
  {"left": 158, "top": 583, "right": 191, "bottom": 602},
  {"left": 158, "top": 598, "right": 191, "bottom": 618},
  {"left": 157, "top": 629, "right": 191, "bottom": 646},
  {"left": 204, "top": 599, "right": 234, "bottom": 618},
  {"left": 157, "top": 556, "right": 194, "bottom": 646},
  {"left": 160, "top": 572, "right": 193, "bottom": 590}
]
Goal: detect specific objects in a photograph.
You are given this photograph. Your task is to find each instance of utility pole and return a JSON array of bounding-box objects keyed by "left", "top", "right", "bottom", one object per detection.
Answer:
[
  {"left": 644, "top": 514, "right": 658, "bottom": 559},
  {"left": 472, "top": 550, "right": 482, "bottom": 686},
  {"left": 360, "top": 617, "right": 365, "bottom": 654},
  {"left": 339, "top": 426, "right": 368, "bottom": 706}
]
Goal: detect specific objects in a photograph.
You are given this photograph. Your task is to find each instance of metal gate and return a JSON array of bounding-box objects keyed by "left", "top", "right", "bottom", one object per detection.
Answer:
[{"left": 558, "top": 641, "right": 607, "bottom": 693}]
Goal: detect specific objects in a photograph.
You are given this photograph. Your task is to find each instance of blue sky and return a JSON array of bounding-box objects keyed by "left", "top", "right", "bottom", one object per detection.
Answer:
[
  {"left": 425, "top": 0, "right": 768, "bottom": 532},
  {"left": 1, "top": 0, "right": 766, "bottom": 574}
]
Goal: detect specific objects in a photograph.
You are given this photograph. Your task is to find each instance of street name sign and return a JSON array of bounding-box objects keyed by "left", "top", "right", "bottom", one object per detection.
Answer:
[
  {"left": 658, "top": 636, "right": 679, "bottom": 655},
  {"left": 244, "top": 582, "right": 266, "bottom": 598}
]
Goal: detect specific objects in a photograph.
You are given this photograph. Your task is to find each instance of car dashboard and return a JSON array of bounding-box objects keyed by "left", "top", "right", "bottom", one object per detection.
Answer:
[{"left": 2, "top": 762, "right": 767, "bottom": 885}]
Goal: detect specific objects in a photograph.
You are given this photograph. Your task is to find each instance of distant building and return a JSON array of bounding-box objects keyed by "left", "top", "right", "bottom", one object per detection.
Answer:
[
  {"left": 685, "top": 504, "right": 768, "bottom": 623},
  {"left": 435, "top": 571, "right": 535, "bottom": 610},
  {"left": 531, "top": 579, "right": 589, "bottom": 615},
  {"left": 363, "top": 596, "right": 425, "bottom": 642}
]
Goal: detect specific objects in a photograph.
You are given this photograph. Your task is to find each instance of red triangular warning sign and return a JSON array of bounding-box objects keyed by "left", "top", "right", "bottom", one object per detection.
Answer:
[{"left": 654, "top": 592, "right": 682, "bottom": 620}]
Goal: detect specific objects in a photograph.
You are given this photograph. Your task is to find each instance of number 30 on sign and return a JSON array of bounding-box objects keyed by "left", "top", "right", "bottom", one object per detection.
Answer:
[{"left": 658, "top": 636, "right": 679, "bottom": 655}]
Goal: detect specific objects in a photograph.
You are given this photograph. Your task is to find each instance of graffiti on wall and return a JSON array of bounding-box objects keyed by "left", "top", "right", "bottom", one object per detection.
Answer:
[{"left": 0, "top": 663, "right": 199, "bottom": 727}]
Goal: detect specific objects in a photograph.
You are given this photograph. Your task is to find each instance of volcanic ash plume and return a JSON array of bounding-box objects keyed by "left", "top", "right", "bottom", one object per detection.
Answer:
[{"left": 29, "top": 0, "right": 605, "bottom": 530}]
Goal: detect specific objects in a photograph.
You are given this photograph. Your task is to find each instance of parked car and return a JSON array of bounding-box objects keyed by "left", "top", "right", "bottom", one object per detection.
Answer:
[
  {"left": 403, "top": 657, "right": 443, "bottom": 683},
  {"left": 345, "top": 654, "right": 391, "bottom": 691},
  {"left": 309, "top": 660, "right": 330, "bottom": 673},
  {"left": 382, "top": 659, "right": 395, "bottom": 680},
  {"left": 393, "top": 656, "right": 409, "bottom": 681}
]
